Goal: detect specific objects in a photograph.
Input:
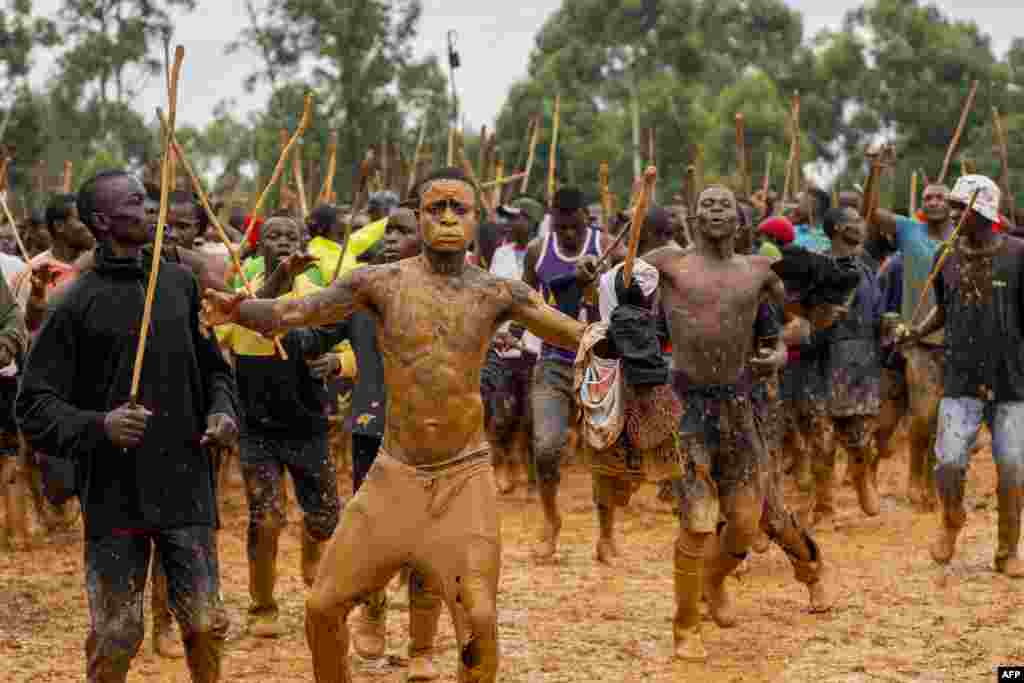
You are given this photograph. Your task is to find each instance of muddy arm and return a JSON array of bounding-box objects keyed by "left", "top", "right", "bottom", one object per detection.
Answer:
[
  {"left": 231, "top": 267, "right": 376, "bottom": 337},
  {"left": 505, "top": 280, "right": 586, "bottom": 351}
]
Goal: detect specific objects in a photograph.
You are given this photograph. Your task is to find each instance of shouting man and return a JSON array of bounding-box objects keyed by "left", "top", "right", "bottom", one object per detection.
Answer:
[
  {"left": 202, "top": 167, "right": 590, "bottom": 683},
  {"left": 644, "top": 185, "right": 832, "bottom": 661},
  {"left": 903, "top": 175, "right": 1024, "bottom": 576}
]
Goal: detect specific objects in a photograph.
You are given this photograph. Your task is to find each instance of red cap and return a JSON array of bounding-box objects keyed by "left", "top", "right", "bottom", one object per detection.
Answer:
[{"left": 758, "top": 216, "right": 796, "bottom": 245}]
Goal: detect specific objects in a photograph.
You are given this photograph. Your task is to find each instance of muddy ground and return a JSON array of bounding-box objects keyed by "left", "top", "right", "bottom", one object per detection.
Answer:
[{"left": 2, "top": 433, "right": 1022, "bottom": 682}]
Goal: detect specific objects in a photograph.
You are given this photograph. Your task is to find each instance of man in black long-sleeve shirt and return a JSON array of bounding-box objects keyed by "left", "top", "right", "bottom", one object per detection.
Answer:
[{"left": 16, "top": 170, "right": 239, "bottom": 683}]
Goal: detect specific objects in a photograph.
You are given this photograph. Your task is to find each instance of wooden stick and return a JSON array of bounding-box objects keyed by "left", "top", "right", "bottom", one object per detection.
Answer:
[
  {"left": 735, "top": 113, "right": 748, "bottom": 198},
  {"left": 521, "top": 114, "right": 541, "bottom": 194},
  {"left": 477, "top": 125, "right": 488, "bottom": 180},
  {"left": 62, "top": 161, "right": 73, "bottom": 193},
  {"left": 130, "top": 45, "right": 184, "bottom": 406},
  {"left": 292, "top": 140, "right": 309, "bottom": 218},
  {"left": 622, "top": 166, "right": 658, "bottom": 287},
  {"left": 909, "top": 171, "right": 919, "bottom": 216},
  {"left": 250, "top": 95, "right": 313, "bottom": 221},
  {"left": 460, "top": 144, "right": 495, "bottom": 219},
  {"left": 447, "top": 128, "right": 455, "bottom": 167},
  {"left": 938, "top": 80, "right": 978, "bottom": 186},
  {"left": 480, "top": 171, "right": 526, "bottom": 189},
  {"left": 599, "top": 161, "right": 611, "bottom": 233},
  {"left": 762, "top": 150, "right": 772, "bottom": 196},
  {"left": 158, "top": 110, "right": 287, "bottom": 359},
  {"left": 791, "top": 93, "right": 802, "bottom": 196},
  {"left": 547, "top": 95, "right": 563, "bottom": 206},
  {"left": 0, "top": 193, "right": 31, "bottom": 262},
  {"left": 408, "top": 120, "right": 426, "bottom": 196},
  {"left": 320, "top": 131, "right": 338, "bottom": 204},
  {"left": 330, "top": 149, "right": 374, "bottom": 284},
  {"left": 993, "top": 106, "right": 1012, "bottom": 203},
  {"left": 492, "top": 158, "right": 504, "bottom": 209}
]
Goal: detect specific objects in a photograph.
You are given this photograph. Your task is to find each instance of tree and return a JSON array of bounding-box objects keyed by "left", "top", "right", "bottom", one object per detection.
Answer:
[
  {"left": 231, "top": 0, "right": 451, "bottom": 200},
  {"left": 494, "top": 0, "right": 815, "bottom": 200},
  {"left": 52, "top": 0, "right": 196, "bottom": 162}
]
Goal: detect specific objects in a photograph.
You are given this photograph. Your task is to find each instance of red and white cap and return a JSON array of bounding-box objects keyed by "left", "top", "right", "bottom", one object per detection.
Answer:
[{"left": 950, "top": 174, "right": 1001, "bottom": 223}]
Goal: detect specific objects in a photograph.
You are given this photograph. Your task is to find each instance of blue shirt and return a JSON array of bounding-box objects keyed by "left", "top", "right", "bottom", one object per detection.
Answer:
[
  {"left": 793, "top": 223, "right": 831, "bottom": 254},
  {"left": 893, "top": 216, "right": 951, "bottom": 335}
]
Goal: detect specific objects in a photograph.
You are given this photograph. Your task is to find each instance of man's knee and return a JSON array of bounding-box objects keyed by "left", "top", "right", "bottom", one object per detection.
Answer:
[
  {"left": 90, "top": 612, "right": 145, "bottom": 667},
  {"left": 304, "top": 503, "right": 340, "bottom": 543},
  {"left": 722, "top": 494, "right": 763, "bottom": 552},
  {"left": 533, "top": 445, "right": 563, "bottom": 484},
  {"left": 178, "top": 602, "right": 229, "bottom": 642}
]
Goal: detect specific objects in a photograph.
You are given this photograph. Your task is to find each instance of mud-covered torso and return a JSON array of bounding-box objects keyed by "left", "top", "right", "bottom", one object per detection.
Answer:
[
  {"left": 371, "top": 258, "right": 514, "bottom": 466},
  {"left": 659, "top": 251, "right": 771, "bottom": 386}
]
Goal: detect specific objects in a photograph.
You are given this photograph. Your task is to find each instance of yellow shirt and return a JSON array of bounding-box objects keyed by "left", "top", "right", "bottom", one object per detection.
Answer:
[{"left": 215, "top": 270, "right": 357, "bottom": 377}]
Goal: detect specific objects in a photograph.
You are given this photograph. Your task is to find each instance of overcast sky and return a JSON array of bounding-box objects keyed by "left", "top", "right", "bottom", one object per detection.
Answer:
[{"left": 26, "top": 0, "right": 1021, "bottom": 130}]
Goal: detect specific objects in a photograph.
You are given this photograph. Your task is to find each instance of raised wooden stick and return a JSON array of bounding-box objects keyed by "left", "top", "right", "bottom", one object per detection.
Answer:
[
  {"left": 993, "top": 106, "right": 1012, "bottom": 205},
  {"left": 546, "top": 94, "right": 561, "bottom": 206},
  {"left": 762, "top": 150, "right": 773, "bottom": 196},
  {"left": 480, "top": 171, "right": 526, "bottom": 189},
  {"left": 599, "top": 161, "right": 611, "bottom": 233},
  {"left": 159, "top": 110, "right": 287, "bottom": 359},
  {"left": 320, "top": 131, "right": 338, "bottom": 204},
  {"left": 937, "top": 80, "right": 978, "bottom": 186},
  {"left": 0, "top": 192, "right": 31, "bottom": 262},
  {"left": 521, "top": 114, "right": 541, "bottom": 194},
  {"left": 447, "top": 128, "right": 455, "bottom": 167},
  {"left": 330, "top": 149, "right": 375, "bottom": 284},
  {"left": 622, "top": 166, "right": 658, "bottom": 287},
  {"left": 491, "top": 158, "right": 504, "bottom": 209},
  {"left": 909, "top": 170, "right": 919, "bottom": 215},
  {"left": 250, "top": 95, "right": 313, "bottom": 221},
  {"left": 292, "top": 140, "right": 309, "bottom": 218},
  {"left": 62, "top": 161, "right": 73, "bottom": 193},
  {"left": 408, "top": 119, "right": 426, "bottom": 195},
  {"left": 735, "top": 113, "right": 749, "bottom": 197},
  {"left": 129, "top": 45, "right": 184, "bottom": 406}
]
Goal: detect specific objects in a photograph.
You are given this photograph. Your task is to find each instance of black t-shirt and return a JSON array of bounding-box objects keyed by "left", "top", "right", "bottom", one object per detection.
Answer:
[
  {"left": 343, "top": 311, "right": 386, "bottom": 438},
  {"left": 934, "top": 235, "right": 1024, "bottom": 401}
]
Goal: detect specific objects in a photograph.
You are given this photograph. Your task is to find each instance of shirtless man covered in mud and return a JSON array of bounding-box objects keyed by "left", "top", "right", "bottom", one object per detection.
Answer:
[
  {"left": 201, "top": 167, "right": 588, "bottom": 683},
  {"left": 644, "top": 185, "right": 832, "bottom": 661}
]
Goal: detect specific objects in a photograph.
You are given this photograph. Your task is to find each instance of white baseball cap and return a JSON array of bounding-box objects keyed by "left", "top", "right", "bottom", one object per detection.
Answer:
[{"left": 950, "top": 174, "right": 1001, "bottom": 223}]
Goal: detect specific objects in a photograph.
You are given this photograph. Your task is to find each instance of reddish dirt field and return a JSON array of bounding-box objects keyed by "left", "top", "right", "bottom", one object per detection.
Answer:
[{"left": 2, "top": 435, "right": 1022, "bottom": 682}]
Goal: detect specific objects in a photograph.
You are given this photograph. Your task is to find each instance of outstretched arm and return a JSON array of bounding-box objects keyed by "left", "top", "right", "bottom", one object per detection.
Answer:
[
  {"left": 505, "top": 279, "right": 586, "bottom": 351},
  {"left": 205, "top": 266, "right": 379, "bottom": 337}
]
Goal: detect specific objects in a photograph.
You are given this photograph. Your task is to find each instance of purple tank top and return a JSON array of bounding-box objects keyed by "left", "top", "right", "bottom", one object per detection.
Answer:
[{"left": 535, "top": 228, "right": 601, "bottom": 362}]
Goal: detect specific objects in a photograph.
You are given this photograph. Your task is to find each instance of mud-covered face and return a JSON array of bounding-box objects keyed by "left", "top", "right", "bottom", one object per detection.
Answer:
[
  {"left": 419, "top": 179, "right": 477, "bottom": 252},
  {"left": 695, "top": 186, "right": 738, "bottom": 241}
]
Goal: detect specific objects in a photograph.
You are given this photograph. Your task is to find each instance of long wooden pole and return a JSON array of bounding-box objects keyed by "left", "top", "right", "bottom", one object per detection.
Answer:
[
  {"left": 250, "top": 95, "right": 313, "bottom": 221},
  {"left": 546, "top": 95, "right": 561, "bottom": 206},
  {"left": 159, "top": 111, "right": 287, "bottom": 358},
  {"left": 521, "top": 115, "right": 541, "bottom": 194},
  {"left": 0, "top": 192, "right": 31, "bottom": 262},
  {"left": 292, "top": 140, "right": 309, "bottom": 218},
  {"left": 129, "top": 45, "right": 184, "bottom": 406},
  {"left": 330, "top": 149, "right": 374, "bottom": 284},
  {"left": 599, "top": 161, "right": 611, "bottom": 233},
  {"left": 62, "top": 161, "right": 73, "bottom": 193},
  {"left": 622, "top": 166, "right": 658, "bottom": 287},
  {"left": 735, "top": 113, "right": 749, "bottom": 198},
  {"left": 909, "top": 171, "right": 919, "bottom": 216},
  {"left": 407, "top": 119, "right": 426, "bottom": 195},
  {"left": 938, "top": 80, "right": 979, "bottom": 186},
  {"left": 993, "top": 106, "right": 1012, "bottom": 206},
  {"left": 320, "top": 131, "right": 338, "bottom": 204}
]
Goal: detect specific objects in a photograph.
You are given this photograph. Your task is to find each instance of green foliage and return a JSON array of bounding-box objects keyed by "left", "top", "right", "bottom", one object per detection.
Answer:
[{"left": 231, "top": 0, "right": 452, "bottom": 202}]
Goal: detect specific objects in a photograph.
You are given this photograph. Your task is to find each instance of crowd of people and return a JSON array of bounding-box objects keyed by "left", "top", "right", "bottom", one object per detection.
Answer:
[{"left": 0, "top": 135, "right": 1021, "bottom": 682}]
